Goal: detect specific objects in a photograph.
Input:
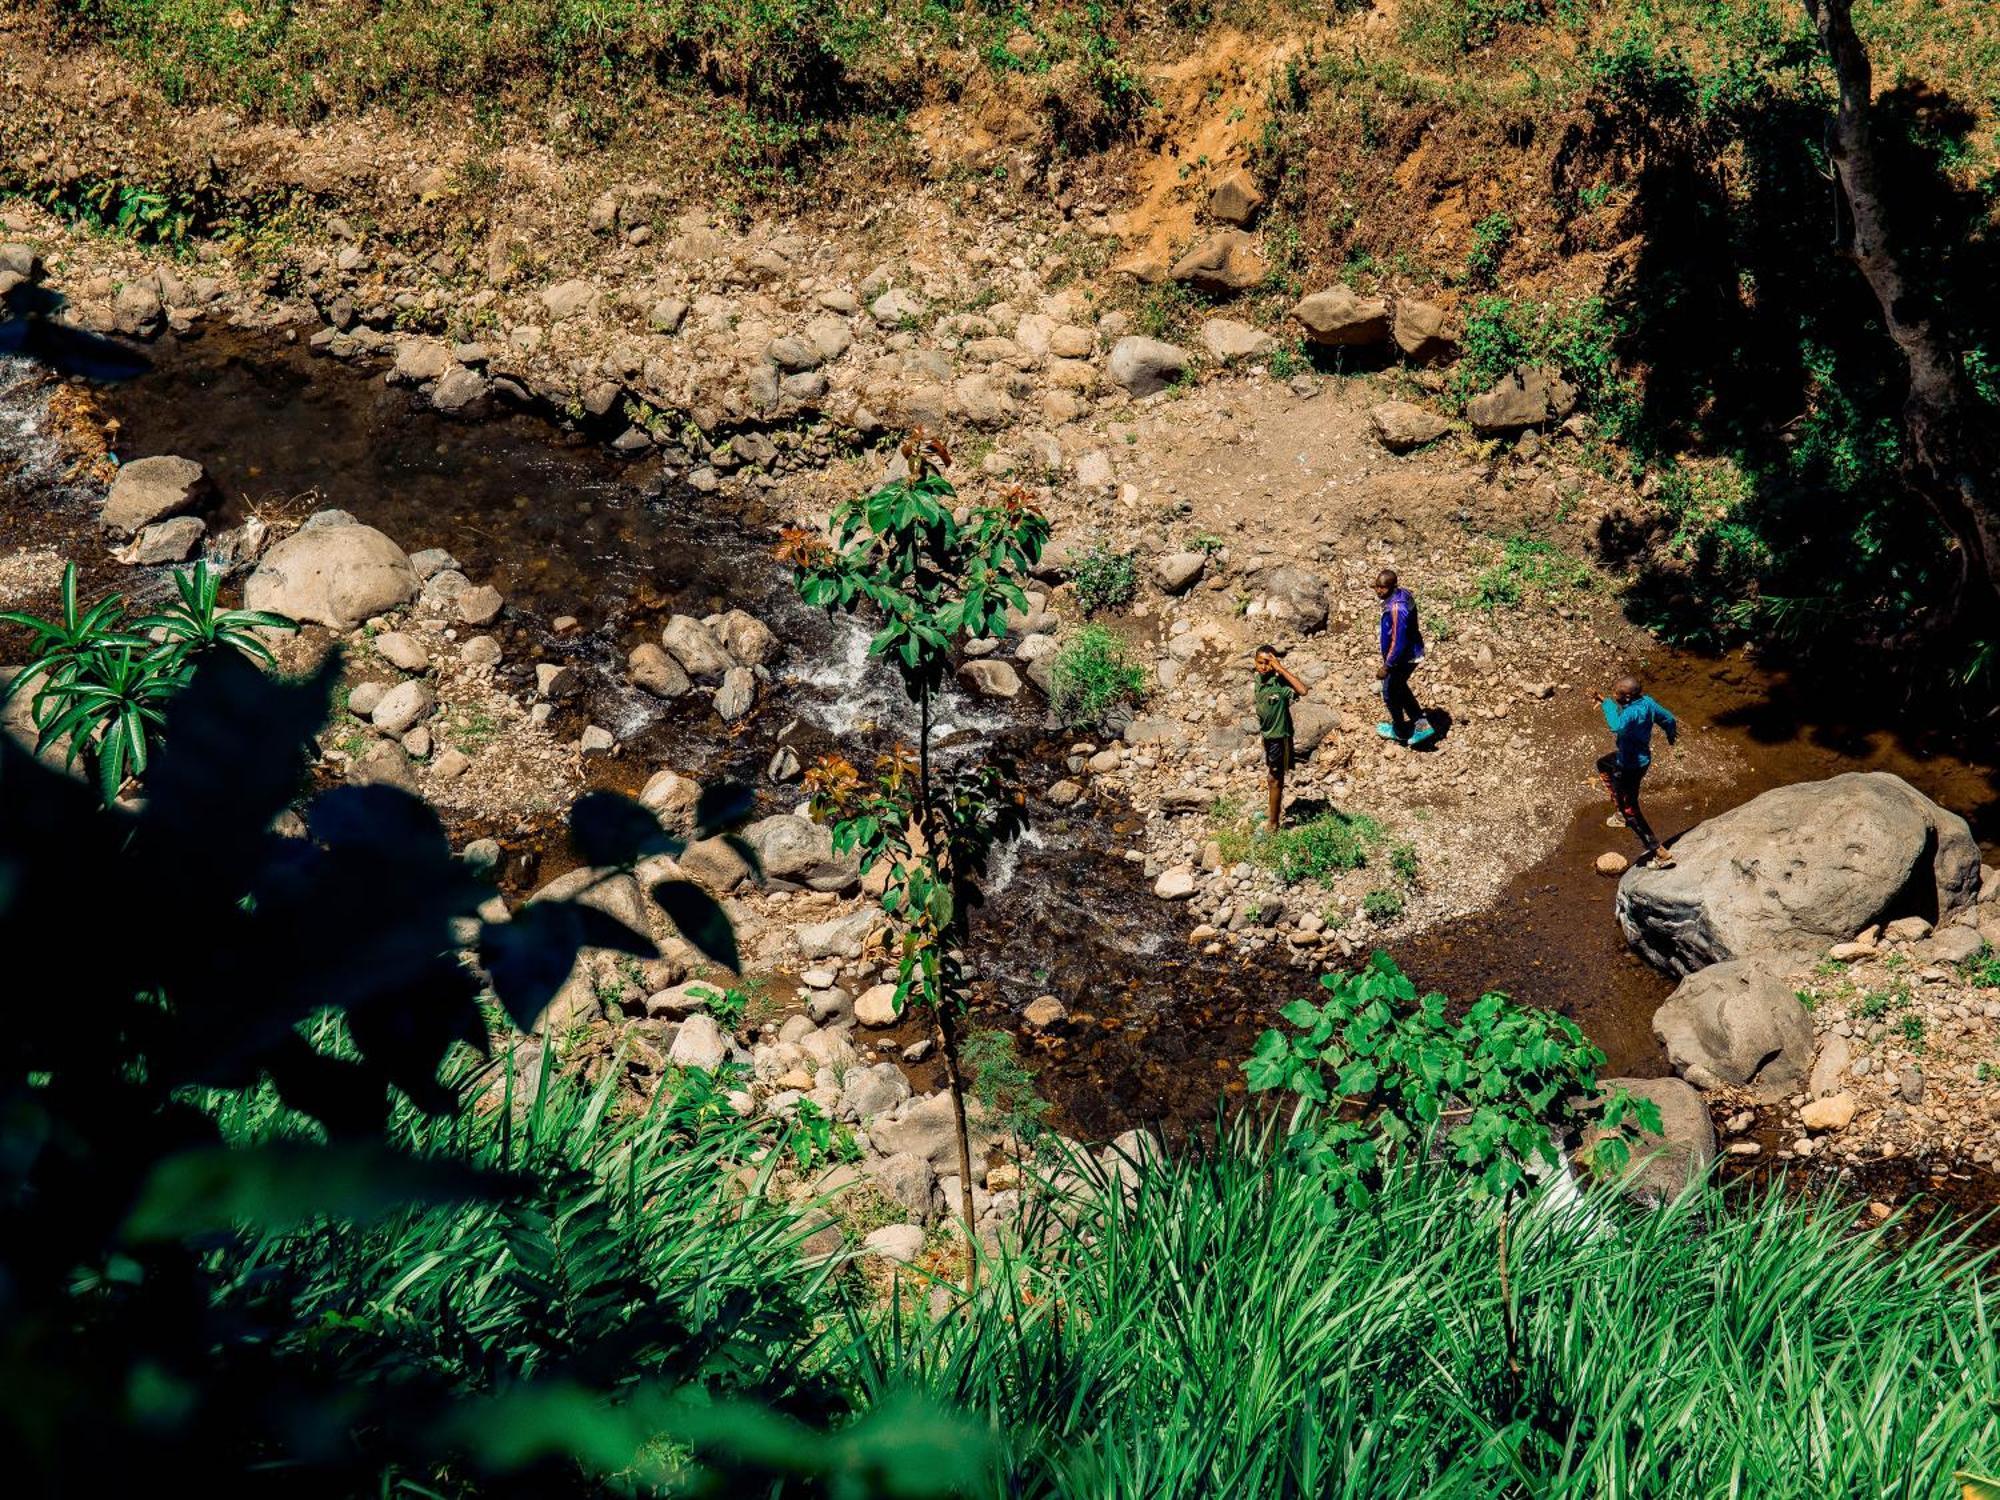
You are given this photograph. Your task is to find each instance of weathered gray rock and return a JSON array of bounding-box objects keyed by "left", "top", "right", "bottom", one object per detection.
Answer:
[
  {"left": 669, "top": 1013, "right": 729, "bottom": 1072},
  {"left": 1391, "top": 299, "right": 1455, "bottom": 363},
  {"left": 1293, "top": 286, "right": 1390, "bottom": 347},
  {"left": 959, "top": 659, "right": 1022, "bottom": 699},
  {"left": 456, "top": 584, "right": 504, "bottom": 626},
  {"left": 662, "top": 614, "right": 733, "bottom": 680},
  {"left": 714, "top": 667, "right": 756, "bottom": 722},
  {"left": 855, "top": 983, "right": 900, "bottom": 1027},
  {"left": 841, "top": 1062, "right": 912, "bottom": 1122},
  {"left": 1292, "top": 701, "right": 1343, "bottom": 756},
  {"left": 1207, "top": 169, "right": 1265, "bottom": 226},
  {"left": 245, "top": 522, "right": 418, "bottom": 631},
  {"left": 1369, "top": 401, "right": 1451, "bottom": 453},
  {"left": 392, "top": 339, "right": 452, "bottom": 383},
  {"left": 348, "top": 740, "right": 417, "bottom": 791},
  {"left": 868, "top": 1092, "right": 999, "bottom": 1179},
  {"left": 123, "top": 516, "right": 206, "bottom": 564},
  {"left": 1155, "top": 550, "right": 1207, "bottom": 594},
  {"left": 797, "top": 909, "right": 878, "bottom": 960},
  {"left": 1466, "top": 366, "right": 1577, "bottom": 435},
  {"left": 1248, "top": 564, "right": 1329, "bottom": 634},
  {"left": 540, "top": 279, "right": 599, "bottom": 320},
  {"left": 1198, "top": 318, "right": 1275, "bottom": 362},
  {"left": 742, "top": 813, "right": 860, "bottom": 893},
  {"left": 639, "top": 768, "right": 701, "bottom": 827},
  {"left": 1617, "top": 772, "right": 1982, "bottom": 974},
  {"left": 369, "top": 678, "right": 435, "bottom": 735},
  {"left": 863, "top": 1151, "right": 937, "bottom": 1223},
  {"left": 373, "top": 631, "right": 430, "bottom": 673},
  {"left": 1106, "top": 336, "right": 1190, "bottom": 397},
  {"left": 1651, "top": 959, "right": 1815, "bottom": 1099},
  {"left": 525, "top": 867, "right": 650, "bottom": 1028},
  {"left": 1169, "top": 231, "right": 1268, "bottom": 294},
  {"left": 430, "top": 366, "right": 489, "bottom": 414},
  {"left": 862, "top": 1223, "right": 927, "bottom": 1263},
  {"left": 680, "top": 836, "right": 754, "bottom": 894},
  {"left": 101, "top": 456, "right": 211, "bottom": 538},
  {"left": 713, "top": 609, "right": 781, "bottom": 667},
  {"left": 628, "top": 642, "right": 692, "bottom": 698},
  {"left": 1583, "top": 1076, "right": 1716, "bottom": 1203}
]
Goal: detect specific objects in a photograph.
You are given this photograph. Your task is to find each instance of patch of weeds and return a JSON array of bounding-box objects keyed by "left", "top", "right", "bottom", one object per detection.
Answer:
[
  {"left": 1265, "top": 338, "right": 1311, "bottom": 379},
  {"left": 1895, "top": 1013, "right": 1928, "bottom": 1052},
  {"left": 1466, "top": 534, "right": 1595, "bottom": 610},
  {"left": 785, "top": 1099, "right": 862, "bottom": 1174},
  {"left": 1452, "top": 294, "right": 1639, "bottom": 443},
  {"left": 449, "top": 709, "right": 499, "bottom": 753},
  {"left": 1263, "top": 811, "right": 1385, "bottom": 885},
  {"left": 1136, "top": 281, "right": 1201, "bottom": 342},
  {"left": 1389, "top": 841, "right": 1420, "bottom": 887},
  {"left": 1049, "top": 625, "right": 1147, "bottom": 728},
  {"left": 1363, "top": 887, "right": 1407, "bottom": 923},
  {"left": 1957, "top": 942, "right": 2000, "bottom": 989},
  {"left": 1070, "top": 546, "right": 1138, "bottom": 616},
  {"left": 1189, "top": 532, "right": 1226, "bottom": 555},
  {"left": 1464, "top": 212, "right": 1513, "bottom": 288}
]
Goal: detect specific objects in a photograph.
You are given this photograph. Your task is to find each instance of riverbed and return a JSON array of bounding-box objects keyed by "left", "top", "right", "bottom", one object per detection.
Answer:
[{"left": 5, "top": 325, "right": 1998, "bottom": 1159}]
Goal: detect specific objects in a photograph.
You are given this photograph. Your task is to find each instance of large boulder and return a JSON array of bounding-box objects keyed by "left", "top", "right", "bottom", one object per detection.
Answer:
[
  {"left": 867, "top": 1092, "right": 1002, "bottom": 1180},
  {"left": 1248, "top": 564, "right": 1328, "bottom": 634},
  {"left": 1207, "top": 169, "right": 1265, "bottom": 226},
  {"left": 1466, "top": 366, "right": 1577, "bottom": 435},
  {"left": 1650, "top": 959, "right": 1815, "bottom": 1100},
  {"left": 661, "top": 614, "right": 733, "bottom": 680},
  {"left": 522, "top": 868, "right": 650, "bottom": 1029},
  {"left": 1617, "top": 772, "right": 1981, "bottom": 974},
  {"left": 244, "top": 520, "right": 418, "bottom": 630},
  {"left": 1106, "top": 336, "right": 1190, "bottom": 396},
  {"left": 1293, "top": 286, "right": 1390, "bottom": 347},
  {"left": 1582, "top": 1076, "right": 1716, "bottom": 1203},
  {"left": 1369, "top": 401, "right": 1450, "bottom": 453},
  {"left": 742, "top": 813, "right": 860, "bottom": 893},
  {"left": 1391, "top": 300, "right": 1456, "bottom": 363},
  {"left": 1169, "top": 230, "right": 1268, "bottom": 294},
  {"left": 101, "top": 456, "right": 211, "bottom": 538}
]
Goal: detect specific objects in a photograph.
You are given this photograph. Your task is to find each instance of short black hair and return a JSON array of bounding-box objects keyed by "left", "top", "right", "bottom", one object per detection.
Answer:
[
  {"left": 1256, "top": 643, "right": 1281, "bottom": 659},
  {"left": 1375, "top": 568, "right": 1399, "bottom": 589}
]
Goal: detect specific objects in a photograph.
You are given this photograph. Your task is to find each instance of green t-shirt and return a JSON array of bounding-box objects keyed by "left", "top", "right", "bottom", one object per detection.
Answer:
[{"left": 1255, "top": 677, "right": 1296, "bottom": 741}]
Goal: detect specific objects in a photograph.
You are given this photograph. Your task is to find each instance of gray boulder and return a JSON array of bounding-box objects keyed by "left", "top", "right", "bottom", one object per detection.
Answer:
[
  {"left": 1617, "top": 772, "right": 1981, "bottom": 974},
  {"left": 1248, "top": 564, "right": 1328, "bottom": 634},
  {"left": 863, "top": 1151, "right": 938, "bottom": 1224},
  {"left": 1391, "top": 300, "right": 1455, "bottom": 363},
  {"left": 841, "top": 1062, "right": 912, "bottom": 1122},
  {"left": 1106, "top": 336, "right": 1190, "bottom": 397},
  {"left": 714, "top": 666, "right": 756, "bottom": 722},
  {"left": 1650, "top": 959, "right": 1814, "bottom": 1100},
  {"left": 1369, "top": 401, "right": 1451, "bottom": 453},
  {"left": 122, "top": 516, "right": 206, "bottom": 565},
  {"left": 245, "top": 521, "right": 418, "bottom": 631},
  {"left": 714, "top": 609, "right": 781, "bottom": 667},
  {"left": 797, "top": 909, "right": 878, "bottom": 960},
  {"left": 662, "top": 614, "right": 733, "bottom": 680},
  {"left": 1466, "top": 366, "right": 1577, "bottom": 435},
  {"left": 628, "top": 643, "right": 692, "bottom": 699},
  {"left": 1583, "top": 1077, "right": 1715, "bottom": 1204},
  {"left": 1169, "top": 230, "right": 1267, "bottom": 294},
  {"left": 1199, "top": 318, "right": 1274, "bottom": 363},
  {"left": 101, "top": 456, "right": 211, "bottom": 538},
  {"left": 1293, "top": 701, "right": 1343, "bottom": 756},
  {"left": 1293, "top": 286, "right": 1389, "bottom": 347},
  {"left": 524, "top": 868, "right": 650, "bottom": 1029},
  {"left": 867, "top": 1092, "right": 1000, "bottom": 1180},
  {"left": 1155, "top": 550, "right": 1207, "bottom": 594},
  {"left": 742, "top": 813, "right": 860, "bottom": 893},
  {"left": 959, "top": 659, "right": 1022, "bottom": 699},
  {"left": 668, "top": 1013, "right": 730, "bottom": 1072}
]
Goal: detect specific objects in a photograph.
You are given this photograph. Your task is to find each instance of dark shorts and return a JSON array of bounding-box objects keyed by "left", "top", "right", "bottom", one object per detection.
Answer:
[{"left": 1264, "top": 737, "right": 1293, "bottom": 775}]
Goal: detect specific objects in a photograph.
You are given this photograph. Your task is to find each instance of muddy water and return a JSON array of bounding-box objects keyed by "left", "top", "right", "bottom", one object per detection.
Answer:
[{"left": 7, "top": 326, "right": 1999, "bottom": 1149}]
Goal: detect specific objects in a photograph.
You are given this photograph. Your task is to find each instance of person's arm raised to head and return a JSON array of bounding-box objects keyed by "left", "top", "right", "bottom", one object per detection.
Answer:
[
  {"left": 1277, "top": 661, "right": 1309, "bottom": 695},
  {"left": 1601, "top": 695, "right": 1624, "bottom": 733}
]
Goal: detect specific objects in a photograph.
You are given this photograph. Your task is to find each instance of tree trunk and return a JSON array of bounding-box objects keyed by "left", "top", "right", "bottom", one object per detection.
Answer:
[
  {"left": 916, "top": 684, "right": 979, "bottom": 1294},
  {"left": 1804, "top": 0, "right": 2000, "bottom": 620},
  {"left": 1498, "top": 1209, "right": 1520, "bottom": 1378},
  {"left": 934, "top": 999, "right": 981, "bottom": 1295}
]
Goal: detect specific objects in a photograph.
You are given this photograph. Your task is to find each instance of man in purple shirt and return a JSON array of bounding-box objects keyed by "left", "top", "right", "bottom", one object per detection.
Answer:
[{"left": 1372, "top": 569, "right": 1433, "bottom": 746}]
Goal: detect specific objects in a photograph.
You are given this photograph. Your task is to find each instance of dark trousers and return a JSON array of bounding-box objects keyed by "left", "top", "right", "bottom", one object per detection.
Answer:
[
  {"left": 1597, "top": 753, "right": 1660, "bottom": 852},
  {"left": 1382, "top": 663, "right": 1423, "bottom": 739}
]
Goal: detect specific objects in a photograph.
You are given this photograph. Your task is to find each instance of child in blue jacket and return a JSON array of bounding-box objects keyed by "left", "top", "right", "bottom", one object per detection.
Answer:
[{"left": 1595, "top": 675, "right": 1678, "bottom": 867}]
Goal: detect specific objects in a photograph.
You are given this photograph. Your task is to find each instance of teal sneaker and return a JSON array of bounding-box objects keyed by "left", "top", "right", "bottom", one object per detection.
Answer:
[
  {"left": 1375, "top": 722, "right": 1400, "bottom": 740},
  {"left": 1407, "top": 722, "right": 1437, "bottom": 747}
]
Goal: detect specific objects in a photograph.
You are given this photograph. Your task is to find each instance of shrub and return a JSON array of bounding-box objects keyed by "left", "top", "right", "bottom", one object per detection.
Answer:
[
  {"left": 1467, "top": 532, "right": 1595, "bottom": 610},
  {"left": 961, "top": 1026, "right": 1051, "bottom": 1147},
  {"left": 1068, "top": 545, "right": 1139, "bottom": 616},
  {"left": 1048, "top": 624, "right": 1147, "bottom": 727},
  {"left": 1263, "top": 809, "right": 1383, "bottom": 883},
  {"left": 1453, "top": 293, "right": 1640, "bottom": 443},
  {"left": 1362, "top": 885, "right": 1406, "bottom": 922}
]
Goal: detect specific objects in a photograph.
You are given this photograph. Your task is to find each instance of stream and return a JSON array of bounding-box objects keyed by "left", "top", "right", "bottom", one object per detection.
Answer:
[{"left": 5, "top": 325, "right": 1998, "bottom": 1162}]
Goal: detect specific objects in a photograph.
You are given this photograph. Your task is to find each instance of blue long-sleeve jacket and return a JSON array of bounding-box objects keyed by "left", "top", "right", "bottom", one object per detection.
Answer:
[
  {"left": 1603, "top": 695, "right": 1677, "bottom": 769},
  {"left": 1379, "top": 589, "right": 1425, "bottom": 666}
]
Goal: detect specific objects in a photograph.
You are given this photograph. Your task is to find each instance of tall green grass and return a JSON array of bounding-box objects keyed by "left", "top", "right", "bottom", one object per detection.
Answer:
[{"left": 859, "top": 1125, "right": 1999, "bottom": 1497}]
